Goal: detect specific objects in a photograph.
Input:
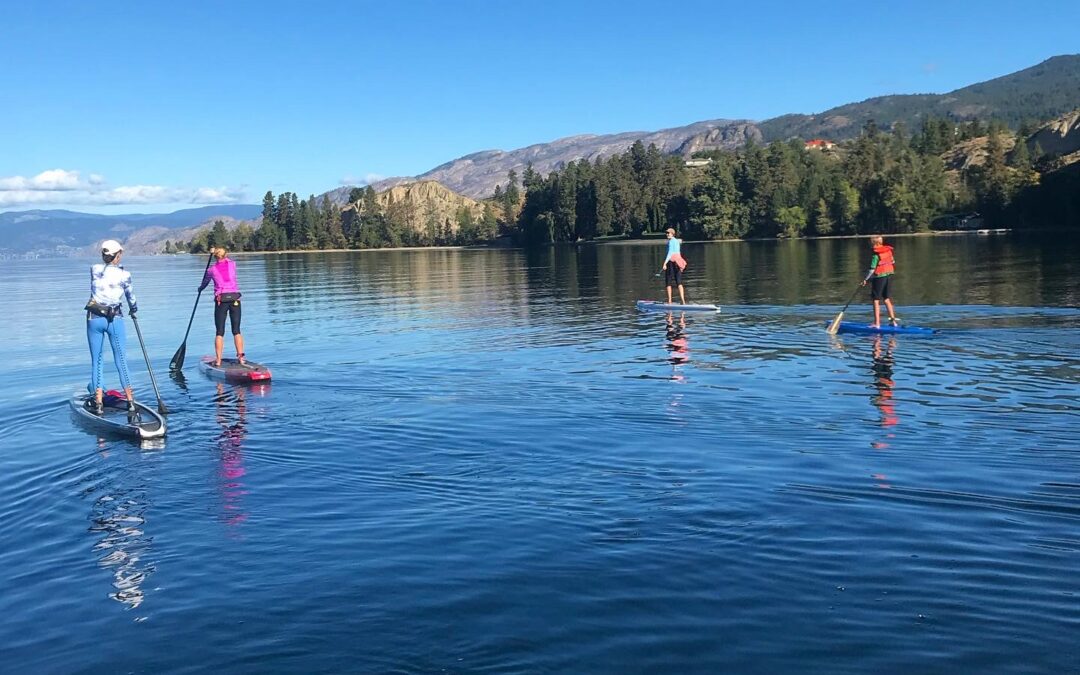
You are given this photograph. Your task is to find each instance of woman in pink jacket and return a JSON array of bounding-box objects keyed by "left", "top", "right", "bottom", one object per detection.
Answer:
[{"left": 199, "top": 247, "right": 246, "bottom": 366}]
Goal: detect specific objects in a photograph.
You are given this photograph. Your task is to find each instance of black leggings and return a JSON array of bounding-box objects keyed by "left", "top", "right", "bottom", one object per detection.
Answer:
[{"left": 214, "top": 298, "right": 242, "bottom": 336}]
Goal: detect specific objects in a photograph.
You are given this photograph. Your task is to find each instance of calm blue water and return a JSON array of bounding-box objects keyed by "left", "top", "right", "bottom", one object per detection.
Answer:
[{"left": 1, "top": 236, "right": 1078, "bottom": 674}]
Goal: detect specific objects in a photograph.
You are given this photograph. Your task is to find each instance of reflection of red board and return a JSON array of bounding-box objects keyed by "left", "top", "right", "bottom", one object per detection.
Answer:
[{"left": 200, "top": 356, "right": 273, "bottom": 383}]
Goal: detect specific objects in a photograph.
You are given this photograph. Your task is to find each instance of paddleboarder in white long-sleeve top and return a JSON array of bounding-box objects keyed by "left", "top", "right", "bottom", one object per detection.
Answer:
[{"left": 84, "top": 240, "right": 138, "bottom": 415}]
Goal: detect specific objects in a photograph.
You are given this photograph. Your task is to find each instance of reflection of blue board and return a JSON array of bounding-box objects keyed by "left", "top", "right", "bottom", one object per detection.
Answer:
[
  {"left": 637, "top": 300, "right": 720, "bottom": 313},
  {"left": 826, "top": 321, "right": 937, "bottom": 335}
]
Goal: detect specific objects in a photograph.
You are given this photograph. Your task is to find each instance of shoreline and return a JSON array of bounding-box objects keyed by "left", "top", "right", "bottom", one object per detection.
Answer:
[
  {"left": 597, "top": 228, "right": 1013, "bottom": 246},
  {"left": 172, "top": 227, "right": 1020, "bottom": 257},
  {"left": 223, "top": 244, "right": 480, "bottom": 256}
]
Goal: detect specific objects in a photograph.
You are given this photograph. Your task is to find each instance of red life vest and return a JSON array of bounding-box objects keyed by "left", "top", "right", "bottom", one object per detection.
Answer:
[{"left": 872, "top": 244, "right": 895, "bottom": 276}]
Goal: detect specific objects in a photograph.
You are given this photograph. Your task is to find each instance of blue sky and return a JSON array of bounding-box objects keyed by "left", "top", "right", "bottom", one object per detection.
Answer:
[{"left": 1, "top": 0, "right": 1077, "bottom": 214}]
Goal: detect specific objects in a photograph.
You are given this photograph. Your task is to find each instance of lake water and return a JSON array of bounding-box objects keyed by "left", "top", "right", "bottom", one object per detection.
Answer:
[{"left": 1, "top": 234, "right": 1078, "bottom": 674}]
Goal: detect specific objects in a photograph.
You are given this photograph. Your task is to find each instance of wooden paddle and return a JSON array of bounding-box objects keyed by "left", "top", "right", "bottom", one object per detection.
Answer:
[
  {"left": 169, "top": 252, "right": 215, "bottom": 371},
  {"left": 826, "top": 282, "right": 865, "bottom": 335}
]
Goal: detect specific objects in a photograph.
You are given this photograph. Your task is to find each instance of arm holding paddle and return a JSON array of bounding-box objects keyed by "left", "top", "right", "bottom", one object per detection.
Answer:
[
  {"left": 860, "top": 252, "right": 880, "bottom": 287},
  {"left": 169, "top": 252, "right": 215, "bottom": 371},
  {"left": 121, "top": 270, "right": 138, "bottom": 316}
]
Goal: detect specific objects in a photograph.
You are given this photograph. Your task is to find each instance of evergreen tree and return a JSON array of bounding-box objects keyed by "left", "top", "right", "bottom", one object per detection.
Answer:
[
  {"left": 322, "top": 195, "right": 346, "bottom": 248},
  {"left": 232, "top": 223, "right": 255, "bottom": 251},
  {"left": 594, "top": 162, "right": 615, "bottom": 237},
  {"left": 299, "top": 196, "right": 320, "bottom": 249},
  {"left": 480, "top": 203, "right": 498, "bottom": 241},
  {"left": 974, "top": 127, "right": 1012, "bottom": 225},
  {"left": 503, "top": 168, "right": 521, "bottom": 221},
  {"left": 276, "top": 193, "right": 294, "bottom": 246},
  {"left": 262, "top": 190, "right": 276, "bottom": 226},
  {"left": 831, "top": 180, "right": 860, "bottom": 235},
  {"left": 209, "top": 220, "right": 230, "bottom": 248},
  {"left": 813, "top": 198, "right": 833, "bottom": 235},
  {"left": 689, "top": 156, "right": 740, "bottom": 239}
]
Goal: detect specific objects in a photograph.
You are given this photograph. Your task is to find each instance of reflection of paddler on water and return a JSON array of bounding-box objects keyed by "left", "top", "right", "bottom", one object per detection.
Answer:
[
  {"left": 871, "top": 335, "right": 899, "bottom": 444},
  {"left": 665, "top": 312, "right": 690, "bottom": 382},
  {"left": 86, "top": 448, "right": 156, "bottom": 611},
  {"left": 665, "top": 313, "right": 689, "bottom": 364},
  {"left": 215, "top": 383, "right": 249, "bottom": 527}
]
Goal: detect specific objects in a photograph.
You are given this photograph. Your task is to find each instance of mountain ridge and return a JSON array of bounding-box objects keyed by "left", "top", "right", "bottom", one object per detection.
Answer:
[
  {"left": 363, "top": 55, "right": 1080, "bottom": 199},
  {"left": 0, "top": 204, "right": 262, "bottom": 257}
]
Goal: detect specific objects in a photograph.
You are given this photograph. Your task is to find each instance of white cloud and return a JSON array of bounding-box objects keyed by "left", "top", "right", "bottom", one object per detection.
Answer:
[
  {"left": 0, "top": 168, "right": 85, "bottom": 191},
  {"left": 0, "top": 169, "right": 246, "bottom": 207}
]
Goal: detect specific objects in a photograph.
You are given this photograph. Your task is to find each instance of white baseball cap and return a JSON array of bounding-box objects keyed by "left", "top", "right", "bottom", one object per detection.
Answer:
[{"left": 101, "top": 240, "right": 124, "bottom": 255}]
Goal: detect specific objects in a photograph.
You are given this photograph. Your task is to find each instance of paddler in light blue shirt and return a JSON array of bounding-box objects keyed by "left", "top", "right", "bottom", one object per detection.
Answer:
[{"left": 660, "top": 227, "right": 687, "bottom": 305}]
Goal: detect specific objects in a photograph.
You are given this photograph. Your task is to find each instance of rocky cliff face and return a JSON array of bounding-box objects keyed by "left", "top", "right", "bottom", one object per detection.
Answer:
[
  {"left": 342, "top": 180, "right": 485, "bottom": 234},
  {"left": 675, "top": 123, "right": 763, "bottom": 157},
  {"left": 1028, "top": 109, "right": 1080, "bottom": 157},
  {"left": 941, "top": 135, "right": 1017, "bottom": 171},
  {"left": 366, "top": 119, "right": 760, "bottom": 199}
]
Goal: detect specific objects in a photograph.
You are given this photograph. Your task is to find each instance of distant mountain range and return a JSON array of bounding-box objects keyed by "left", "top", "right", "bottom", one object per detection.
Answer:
[
  {"left": 367, "top": 54, "right": 1080, "bottom": 198},
  {"left": 0, "top": 204, "right": 262, "bottom": 257}
]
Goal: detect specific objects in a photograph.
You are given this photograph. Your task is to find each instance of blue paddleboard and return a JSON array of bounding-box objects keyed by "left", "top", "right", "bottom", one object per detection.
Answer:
[
  {"left": 826, "top": 320, "right": 936, "bottom": 335},
  {"left": 637, "top": 300, "right": 720, "bottom": 313}
]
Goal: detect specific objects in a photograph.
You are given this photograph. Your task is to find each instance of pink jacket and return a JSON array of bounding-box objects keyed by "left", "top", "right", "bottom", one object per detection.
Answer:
[{"left": 200, "top": 258, "right": 240, "bottom": 297}]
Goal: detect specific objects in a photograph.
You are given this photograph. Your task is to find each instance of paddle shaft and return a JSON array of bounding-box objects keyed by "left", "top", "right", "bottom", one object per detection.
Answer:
[
  {"left": 170, "top": 252, "right": 214, "bottom": 371},
  {"left": 837, "top": 282, "right": 863, "bottom": 315},
  {"left": 826, "top": 282, "right": 865, "bottom": 334},
  {"left": 129, "top": 308, "right": 169, "bottom": 414}
]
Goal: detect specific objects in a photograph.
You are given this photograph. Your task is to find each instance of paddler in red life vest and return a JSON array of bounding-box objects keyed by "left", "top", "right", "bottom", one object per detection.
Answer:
[{"left": 860, "top": 235, "right": 899, "bottom": 328}]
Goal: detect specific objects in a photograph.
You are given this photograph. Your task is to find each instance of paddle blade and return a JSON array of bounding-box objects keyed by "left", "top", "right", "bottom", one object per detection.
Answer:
[
  {"left": 158, "top": 401, "right": 170, "bottom": 415},
  {"left": 826, "top": 311, "right": 844, "bottom": 335},
  {"left": 169, "top": 342, "right": 187, "bottom": 371}
]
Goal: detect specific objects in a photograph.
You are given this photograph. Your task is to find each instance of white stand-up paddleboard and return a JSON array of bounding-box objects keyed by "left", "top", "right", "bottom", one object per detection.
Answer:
[
  {"left": 70, "top": 393, "right": 166, "bottom": 440},
  {"left": 636, "top": 300, "right": 720, "bottom": 313}
]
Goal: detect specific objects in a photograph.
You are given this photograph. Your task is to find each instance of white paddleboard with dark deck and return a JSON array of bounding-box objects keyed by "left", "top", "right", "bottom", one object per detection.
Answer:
[
  {"left": 636, "top": 300, "right": 720, "bottom": 313},
  {"left": 69, "top": 393, "right": 166, "bottom": 440}
]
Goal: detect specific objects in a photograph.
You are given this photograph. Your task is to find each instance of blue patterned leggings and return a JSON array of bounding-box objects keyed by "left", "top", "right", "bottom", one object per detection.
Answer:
[{"left": 87, "top": 315, "right": 131, "bottom": 392}]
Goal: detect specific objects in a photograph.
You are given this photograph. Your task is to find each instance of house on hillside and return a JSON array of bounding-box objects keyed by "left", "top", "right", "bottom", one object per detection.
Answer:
[
  {"left": 804, "top": 139, "right": 836, "bottom": 151},
  {"left": 684, "top": 158, "right": 713, "bottom": 167}
]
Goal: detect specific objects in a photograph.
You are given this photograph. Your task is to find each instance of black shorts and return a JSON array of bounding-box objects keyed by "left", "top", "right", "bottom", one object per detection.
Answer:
[
  {"left": 870, "top": 275, "right": 892, "bottom": 301},
  {"left": 665, "top": 261, "right": 683, "bottom": 286},
  {"left": 214, "top": 297, "right": 242, "bottom": 336}
]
